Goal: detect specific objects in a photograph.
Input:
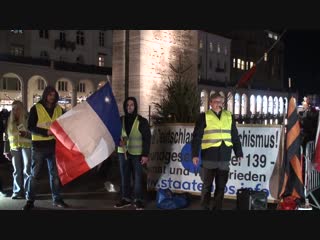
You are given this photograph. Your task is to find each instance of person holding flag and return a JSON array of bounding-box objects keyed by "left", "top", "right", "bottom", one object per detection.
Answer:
[
  {"left": 49, "top": 82, "right": 121, "bottom": 187},
  {"left": 23, "top": 86, "right": 68, "bottom": 210}
]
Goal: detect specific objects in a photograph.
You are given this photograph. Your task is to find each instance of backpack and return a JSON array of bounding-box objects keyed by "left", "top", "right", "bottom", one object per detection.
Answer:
[{"left": 156, "top": 188, "right": 190, "bottom": 210}]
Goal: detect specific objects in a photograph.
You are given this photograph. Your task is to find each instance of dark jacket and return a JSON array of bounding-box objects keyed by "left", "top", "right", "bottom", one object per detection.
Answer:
[
  {"left": 300, "top": 107, "right": 319, "bottom": 146},
  {"left": 191, "top": 110, "right": 243, "bottom": 164},
  {"left": 121, "top": 97, "right": 151, "bottom": 157},
  {"left": 28, "top": 86, "right": 62, "bottom": 151}
]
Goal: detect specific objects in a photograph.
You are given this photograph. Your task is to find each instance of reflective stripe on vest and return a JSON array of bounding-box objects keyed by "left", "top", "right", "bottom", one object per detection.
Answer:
[
  {"left": 201, "top": 110, "right": 233, "bottom": 149},
  {"left": 32, "top": 104, "right": 62, "bottom": 141},
  {"left": 117, "top": 116, "right": 142, "bottom": 155},
  {"left": 8, "top": 131, "right": 31, "bottom": 149}
]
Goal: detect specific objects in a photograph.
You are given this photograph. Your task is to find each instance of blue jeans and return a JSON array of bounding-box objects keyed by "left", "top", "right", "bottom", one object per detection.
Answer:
[
  {"left": 11, "top": 148, "right": 31, "bottom": 196},
  {"left": 25, "top": 149, "right": 62, "bottom": 202},
  {"left": 118, "top": 153, "right": 144, "bottom": 202}
]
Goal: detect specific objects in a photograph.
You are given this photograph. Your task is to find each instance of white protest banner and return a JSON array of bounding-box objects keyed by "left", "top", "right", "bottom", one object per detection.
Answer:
[{"left": 147, "top": 124, "right": 283, "bottom": 201}]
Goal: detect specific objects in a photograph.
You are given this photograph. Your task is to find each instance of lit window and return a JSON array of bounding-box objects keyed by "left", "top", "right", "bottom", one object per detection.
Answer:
[
  {"left": 217, "top": 43, "right": 221, "bottom": 53},
  {"left": 268, "top": 32, "right": 273, "bottom": 39},
  {"left": 264, "top": 52, "right": 268, "bottom": 61},
  {"left": 246, "top": 61, "right": 249, "bottom": 70},
  {"left": 233, "top": 58, "right": 236, "bottom": 68},
  {"left": 241, "top": 60, "right": 245, "bottom": 70},
  {"left": 209, "top": 42, "right": 213, "bottom": 52},
  {"left": 10, "top": 30, "right": 23, "bottom": 34},
  {"left": 274, "top": 35, "right": 278, "bottom": 40},
  {"left": 199, "top": 40, "right": 203, "bottom": 49},
  {"left": 237, "top": 59, "right": 241, "bottom": 69},
  {"left": 250, "top": 61, "right": 254, "bottom": 68},
  {"left": 98, "top": 54, "right": 105, "bottom": 67}
]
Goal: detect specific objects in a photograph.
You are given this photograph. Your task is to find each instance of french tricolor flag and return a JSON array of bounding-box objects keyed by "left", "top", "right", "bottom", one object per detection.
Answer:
[{"left": 50, "top": 82, "right": 121, "bottom": 185}]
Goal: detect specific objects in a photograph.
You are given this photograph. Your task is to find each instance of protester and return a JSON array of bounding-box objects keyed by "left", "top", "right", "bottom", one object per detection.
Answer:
[
  {"left": 114, "top": 97, "right": 151, "bottom": 210},
  {"left": 192, "top": 92, "right": 243, "bottom": 210},
  {"left": 23, "top": 86, "right": 68, "bottom": 210},
  {"left": 4, "top": 100, "right": 31, "bottom": 199}
]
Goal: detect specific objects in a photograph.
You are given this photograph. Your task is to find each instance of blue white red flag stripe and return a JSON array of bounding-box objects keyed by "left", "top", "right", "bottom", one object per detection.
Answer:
[{"left": 50, "top": 82, "right": 121, "bottom": 185}]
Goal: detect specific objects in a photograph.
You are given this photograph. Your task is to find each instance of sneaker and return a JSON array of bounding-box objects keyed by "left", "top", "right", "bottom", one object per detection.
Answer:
[
  {"left": 11, "top": 193, "right": 25, "bottom": 200},
  {"left": 22, "top": 200, "right": 34, "bottom": 210},
  {"left": 134, "top": 201, "right": 144, "bottom": 210},
  {"left": 114, "top": 199, "right": 131, "bottom": 208},
  {"left": 53, "top": 199, "right": 69, "bottom": 208}
]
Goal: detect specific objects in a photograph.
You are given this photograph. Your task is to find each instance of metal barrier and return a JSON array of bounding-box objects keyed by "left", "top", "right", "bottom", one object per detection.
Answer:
[{"left": 304, "top": 141, "right": 320, "bottom": 209}]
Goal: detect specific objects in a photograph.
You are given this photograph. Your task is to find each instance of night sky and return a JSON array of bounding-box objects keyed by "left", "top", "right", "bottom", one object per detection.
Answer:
[{"left": 283, "top": 30, "right": 320, "bottom": 102}]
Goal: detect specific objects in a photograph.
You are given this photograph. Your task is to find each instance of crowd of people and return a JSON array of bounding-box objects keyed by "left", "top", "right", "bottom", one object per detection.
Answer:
[
  {"left": 0, "top": 86, "right": 152, "bottom": 211},
  {"left": 0, "top": 88, "right": 319, "bottom": 211}
]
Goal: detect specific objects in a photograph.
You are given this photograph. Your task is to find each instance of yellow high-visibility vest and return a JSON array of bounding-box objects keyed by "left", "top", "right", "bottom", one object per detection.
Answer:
[
  {"left": 118, "top": 116, "right": 142, "bottom": 155},
  {"left": 8, "top": 126, "right": 31, "bottom": 150},
  {"left": 32, "top": 103, "right": 62, "bottom": 141},
  {"left": 201, "top": 110, "right": 233, "bottom": 149}
]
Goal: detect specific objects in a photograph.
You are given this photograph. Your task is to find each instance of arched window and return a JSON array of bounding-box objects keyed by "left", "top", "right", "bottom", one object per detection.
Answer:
[
  {"left": 219, "top": 91, "right": 225, "bottom": 108},
  {"left": 268, "top": 96, "right": 273, "bottom": 114},
  {"left": 227, "top": 92, "right": 233, "bottom": 113},
  {"left": 241, "top": 94, "right": 248, "bottom": 115},
  {"left": 279, "top": 97, "right": 284, "bottom": 115},
  {"left": 262, "top": 96, "right": 268, "bottom": 114},
  {"left": 234, "top": 93, "right": 240, "bottom": 115},
  {"left": 200, "top": 90, "right": 208, "bottom": 112},
  {"left": 273, "top": 97, "right": 279, "bottom": 115},
  {"left": 250, "top": 95, "right": 256, "bottom": 114},
  {"left": 256, "top": 95, "right": 262, "bottom": 114}
]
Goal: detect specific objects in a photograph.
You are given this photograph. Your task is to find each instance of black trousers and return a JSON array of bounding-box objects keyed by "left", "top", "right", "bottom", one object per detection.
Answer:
[{"left": 200, "top": 167, "right": 229, "bottom": 210}]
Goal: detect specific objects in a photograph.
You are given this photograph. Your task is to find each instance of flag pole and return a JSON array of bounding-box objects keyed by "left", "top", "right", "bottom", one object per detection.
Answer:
[{"left": 231, "top": 29, "right": 287, "bottom": 92}]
